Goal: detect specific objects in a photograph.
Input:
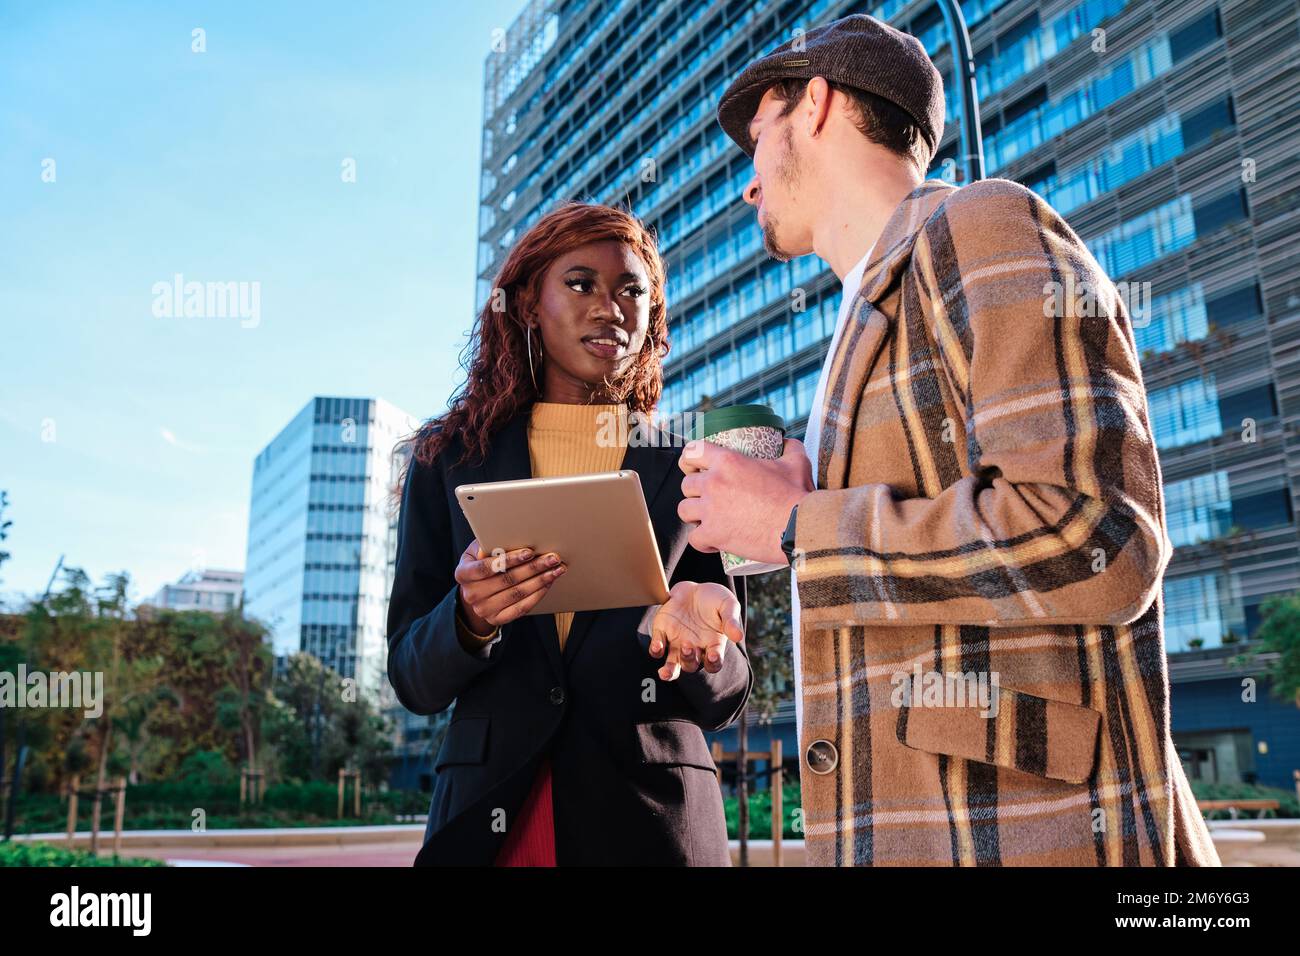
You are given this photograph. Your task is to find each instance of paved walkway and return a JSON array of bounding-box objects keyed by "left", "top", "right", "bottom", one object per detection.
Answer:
[
  {"left": 88, "top": 822, "right": 1300, "bottom": 867},
  {"left": 118, "top": 842, "right": 419, "bottom": 867}
]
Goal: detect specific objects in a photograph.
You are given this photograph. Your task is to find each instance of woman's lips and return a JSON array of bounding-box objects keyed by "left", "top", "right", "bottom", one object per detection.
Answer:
[{"left": 582, "top": 338, "right": 624, "bottom": 359}]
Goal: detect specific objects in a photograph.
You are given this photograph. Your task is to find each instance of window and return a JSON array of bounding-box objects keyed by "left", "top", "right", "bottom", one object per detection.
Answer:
[
  {"left": 1231, "top": 488, "right": 1293, "bottom": 532},
  {"left": 1206, "top": 281, "right": 1263, "bottom": 328},
  {"left": 1180, "top": 95, "right": 1235, "bottom": 149},
  {"left": 1020, "top": 160, "right": 1057, "bottom": 195},
  {"left": 738, "top": 332, "right": 763, "bottom": 380},
  {"left": 793, "top": 308, "right": 819, "bottom": 351},
  {"left": 928, "top": 140, "right": 959, "bottom": 178},
  {"left": 1170, "top": 8, "right": 1222, "bottom": 64},
  {"left": 1149, "top": 376, "right": 1220, "bottom": 449},
  {"left": 910, "top": 3, "right": 945, "bottom": 38},
  {"left": 1217, "top": 383, "right": 1276, "bottom": 427},
  {"left": 997, "top": 12, "right": 1041, "bottom": 49},
  {"left": 1004, "top": 85, "right": 1048, "bottom": 124},
  {"left": 1134, "top": 283, "right": 1208, "bottom": 356},
  {"left": 1163, "top": 572, "right": 1244, "bottom": 652},
  {"left": 1192, "top": 188, "right": 1249, "bottom": 235},
  {"left": 1164, "top": 471, "right": 1231, "bottom": 547}
]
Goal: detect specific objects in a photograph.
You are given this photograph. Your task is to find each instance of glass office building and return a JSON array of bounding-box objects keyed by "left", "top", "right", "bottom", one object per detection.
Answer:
[
  {"left": 244, "top": 396, "right": 416, "bottom": 703},
  {"left": 477, "top": 0, "right": 1300, "bottom": 789}
]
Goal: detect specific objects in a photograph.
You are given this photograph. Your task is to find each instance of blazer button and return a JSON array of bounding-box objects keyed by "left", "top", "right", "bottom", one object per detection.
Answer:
[
  {"left": 806, "top": 739, "right": 838, "bottom": 775},
  {"left": 549, "top": 686, "right": 565, "bottom": 706}
]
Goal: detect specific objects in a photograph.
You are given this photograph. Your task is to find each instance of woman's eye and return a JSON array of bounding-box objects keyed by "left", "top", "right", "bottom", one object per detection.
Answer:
[
  {"left": 623, "top": 285, "right": 647, "bottom": 298},
  {"left": 565, "top": 278, "right": 593, "bottom": 293}
]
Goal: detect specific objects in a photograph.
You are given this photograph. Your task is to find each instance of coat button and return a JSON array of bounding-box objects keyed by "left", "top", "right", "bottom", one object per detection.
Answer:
[
  {"left": 549, "top": 686, "right": 565, "bottom": 706},
  {"left": 806, "top": 739, "right": 838, "bottom": 775}
]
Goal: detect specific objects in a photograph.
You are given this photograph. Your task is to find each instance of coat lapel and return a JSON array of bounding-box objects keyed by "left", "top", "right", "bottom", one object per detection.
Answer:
[
  {"left": 560, "top": 414, "right": 677, "bottom": 668},
  {"left": 483, "top": 406, "right": 677, "bottom": 675},
  {"left": 480, "top": 409, "right": 566, "bottom": 684},
  {"left": 817, "top": 180, "right": 957, "bottom": 492}
]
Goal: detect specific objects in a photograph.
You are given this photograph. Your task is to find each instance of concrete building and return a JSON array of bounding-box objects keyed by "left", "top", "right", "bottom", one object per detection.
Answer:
[{"left": 145, "top": 568, "right": 243, "bottom": 613}]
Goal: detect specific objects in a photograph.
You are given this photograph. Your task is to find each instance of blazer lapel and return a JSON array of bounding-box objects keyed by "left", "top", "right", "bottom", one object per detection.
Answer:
[
  {"left": 817, "top": 179, "right": 956, "bottom": 492},
  {"left": 561, "top": 414, "right": 677, "bottom": 667},
  {"left": 482, "top": 409, "right": 565, "bottom": 684},
  {"left": 481, "top": 406, "right": 677, "bottom": 674}
]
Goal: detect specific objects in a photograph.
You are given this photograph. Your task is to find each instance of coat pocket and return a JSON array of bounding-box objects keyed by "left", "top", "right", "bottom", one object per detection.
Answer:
[
  {"left": 895, "top": 684, "right": 1101, "bottom": 785},
  {"left": 434, "top": 716, "right": 490, "bottom": 770},
  {"left": 633, "top": 719, "right": 718, "bottom": 772}
]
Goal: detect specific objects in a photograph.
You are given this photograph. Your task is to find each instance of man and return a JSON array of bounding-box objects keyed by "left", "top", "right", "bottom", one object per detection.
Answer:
[{"left": 674, "top": 14, "right": 1220, "bottom": 865}]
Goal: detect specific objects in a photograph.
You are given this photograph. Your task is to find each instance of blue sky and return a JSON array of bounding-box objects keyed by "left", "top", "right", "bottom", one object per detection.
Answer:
[{"left": 0, "top": 0, "right": 530, "bottom": 604}]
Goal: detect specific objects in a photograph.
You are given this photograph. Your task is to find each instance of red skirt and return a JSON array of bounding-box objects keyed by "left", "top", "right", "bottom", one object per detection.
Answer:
[{"left": 494, "top": 757, "right": 556, "bottom": 866}]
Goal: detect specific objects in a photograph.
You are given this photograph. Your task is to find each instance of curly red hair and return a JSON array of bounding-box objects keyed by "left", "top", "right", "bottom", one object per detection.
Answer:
[{"left": 394, "top": 201, "right": 670, "bottom": 497}]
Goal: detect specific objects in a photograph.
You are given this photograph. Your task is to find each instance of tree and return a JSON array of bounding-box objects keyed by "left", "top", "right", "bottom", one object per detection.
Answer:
[
  {"left": 0, "top": 490, "right": 11, "bottom": 591},
  {"left": 731, "top": 568, "right": 796, "bottom": 866},
  {"left": 269, "top": 653, "right": 393, "bottom": 782},
  {"left": 1248, "top": 592, "right": 1300, "bottom": 707}
]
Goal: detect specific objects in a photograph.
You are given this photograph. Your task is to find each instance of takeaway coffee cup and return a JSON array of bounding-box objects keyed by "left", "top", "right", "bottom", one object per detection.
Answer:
[{"left": 688, "top": 404, "right": 789, "bottom": 576}]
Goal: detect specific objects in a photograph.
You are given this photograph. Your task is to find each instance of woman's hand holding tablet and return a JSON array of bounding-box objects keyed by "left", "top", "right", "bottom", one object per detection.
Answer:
[{"left": 454, "top": 537, "right": 568, "bottom": 632}]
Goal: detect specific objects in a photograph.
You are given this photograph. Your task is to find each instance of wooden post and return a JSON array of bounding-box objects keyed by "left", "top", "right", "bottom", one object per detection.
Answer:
[
  {"left": 89, "top": 777, "right": 103, "bottom": 855},
  {"left": 239, "top": 769, "right": 247, "bottom": 808},
  {"left": 353, "top": 771, "right": 361, "bottom": 817},
  {"left": 112, "top": 776, "right": 126, "bottom": 857},
  {"left": 771, "top": 738, "right": 783, "bottom": 868},
  {"left": 337, "top": 768, "right": 344, "bottom": 818},
  {"left": 65, "top": 774, "right": 79, "bottom": 843}
]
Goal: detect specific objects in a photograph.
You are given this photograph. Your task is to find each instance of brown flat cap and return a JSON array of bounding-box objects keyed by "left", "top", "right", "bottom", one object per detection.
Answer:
[{"left": 717, "top": 14, "right": 945, "bottom": 163}]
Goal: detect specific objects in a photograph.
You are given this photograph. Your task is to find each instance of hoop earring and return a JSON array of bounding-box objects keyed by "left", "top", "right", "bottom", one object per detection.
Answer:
[{"left": 526, "top": 324, "right": 540, "bottom": 389}]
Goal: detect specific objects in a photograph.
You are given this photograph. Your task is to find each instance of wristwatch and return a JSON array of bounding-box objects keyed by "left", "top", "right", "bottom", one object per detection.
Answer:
[{"left": 780, "top": 503, "right": 800, "bottom": 566}]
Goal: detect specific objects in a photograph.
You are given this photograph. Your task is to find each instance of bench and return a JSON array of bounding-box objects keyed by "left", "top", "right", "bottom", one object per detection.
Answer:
[{"left": 1197, "top": 799, "right": 1280, "bottom": 820}]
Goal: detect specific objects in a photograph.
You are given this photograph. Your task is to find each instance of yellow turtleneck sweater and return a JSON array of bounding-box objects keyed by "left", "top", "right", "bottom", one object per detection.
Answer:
[{"left": 455, "top": 401, "right": 630, "bottom": 654}]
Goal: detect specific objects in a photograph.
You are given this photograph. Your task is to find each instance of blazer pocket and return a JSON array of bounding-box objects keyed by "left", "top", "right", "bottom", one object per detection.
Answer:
[
  {"left": 434, "top": 716, "right": 490, "bottom": 770},
  {"left": 634, "top": 719, "right": 718, "bottom": 772},
  {"left": 895, "top": 685, "right": 1101, "bottom": 785}
]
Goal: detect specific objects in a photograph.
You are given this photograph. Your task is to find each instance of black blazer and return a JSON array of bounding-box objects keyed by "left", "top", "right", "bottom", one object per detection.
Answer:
[{"left": 386, "top": 407, "right": 754, "bottom": 866}]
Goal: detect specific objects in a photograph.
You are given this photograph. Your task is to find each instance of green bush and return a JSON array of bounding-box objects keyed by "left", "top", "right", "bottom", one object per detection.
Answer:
[
  {"left": 8, "top": 780, "right": 431, "bottom": 834},
  {"left": 0, "top": 841, "right": 167, "bottom": 867},
  {"left": 724, "top": 783, "right": 803, "bottom": 840},
  {"left": 1190, "top": 779, "right": 1299, "bottom": 818}
]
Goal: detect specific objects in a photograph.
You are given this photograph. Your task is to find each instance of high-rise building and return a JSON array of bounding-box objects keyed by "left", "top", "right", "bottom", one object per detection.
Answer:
[
  {"left": 145, "top": 568, "right": 243, "bottom": 613},
  {"left": 477, "top": 0, "right": 1300, "bottom": 790},
  {"left": 243, "top": 396, "right": 417, "bottom": 702}
]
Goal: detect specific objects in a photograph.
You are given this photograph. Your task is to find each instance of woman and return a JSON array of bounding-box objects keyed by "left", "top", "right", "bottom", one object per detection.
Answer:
[{"left": 386, "top": 202, "right": 753, "bottom": 866}]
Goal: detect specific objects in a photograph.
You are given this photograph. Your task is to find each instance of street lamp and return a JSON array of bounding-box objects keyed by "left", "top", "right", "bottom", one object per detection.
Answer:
[{"left": 936, "top": 0, "right": 985, "bottom": 183}]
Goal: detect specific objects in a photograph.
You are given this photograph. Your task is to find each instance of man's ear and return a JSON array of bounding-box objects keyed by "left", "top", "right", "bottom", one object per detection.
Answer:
[{"left": 804, "top": 75, "right": 834, "bottom": 141}]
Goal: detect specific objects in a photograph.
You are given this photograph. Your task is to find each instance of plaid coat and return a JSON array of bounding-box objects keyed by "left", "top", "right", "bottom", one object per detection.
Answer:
[{"left": 789, "top": 177, "right": 1220, "bottom": 866}]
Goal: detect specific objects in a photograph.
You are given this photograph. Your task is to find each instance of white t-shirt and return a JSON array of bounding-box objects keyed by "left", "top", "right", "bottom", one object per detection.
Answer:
[{"left": 790, "top": 244, "right": 875, "bottom": 741}]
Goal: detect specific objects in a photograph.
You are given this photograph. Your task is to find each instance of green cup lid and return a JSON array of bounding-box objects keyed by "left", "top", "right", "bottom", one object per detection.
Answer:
[{"left": 690, "top": 404, "right": 786, "bottom": 441}]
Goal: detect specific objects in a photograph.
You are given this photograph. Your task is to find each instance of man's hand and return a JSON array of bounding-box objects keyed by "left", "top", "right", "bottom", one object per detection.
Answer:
[
  {"left": 677, "top": 438, "right": 813, "bottom": 566},
  {"left": 648, "top": 581, "right": 744, "bottom": 681}
]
